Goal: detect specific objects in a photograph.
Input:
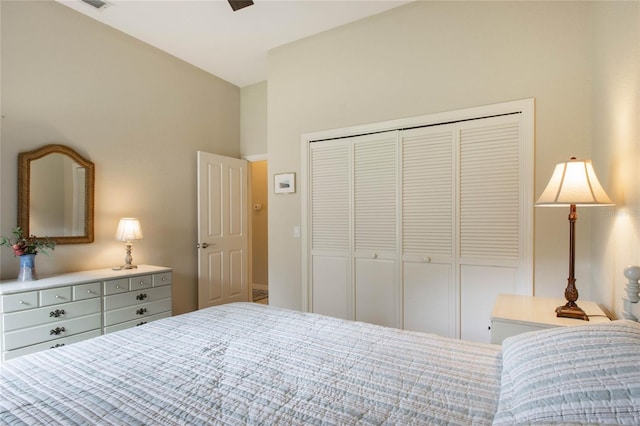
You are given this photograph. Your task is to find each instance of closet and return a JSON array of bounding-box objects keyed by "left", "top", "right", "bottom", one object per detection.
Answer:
[{"left": 302, "top": 100, "right": 534, "bottom": 343}]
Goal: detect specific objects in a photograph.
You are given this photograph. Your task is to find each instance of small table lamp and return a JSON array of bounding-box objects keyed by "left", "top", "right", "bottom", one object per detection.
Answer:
[
  {"left": 115, "top": 218, "right": 143, "bottom": 269},
  {"left": 536, "top": 158, "right": 613, "bottom": 320}
]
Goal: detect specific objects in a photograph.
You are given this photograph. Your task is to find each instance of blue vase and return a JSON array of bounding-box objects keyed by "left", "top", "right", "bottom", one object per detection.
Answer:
[{"left": 17, "top": 254, "right": 37, "bottom": 281}]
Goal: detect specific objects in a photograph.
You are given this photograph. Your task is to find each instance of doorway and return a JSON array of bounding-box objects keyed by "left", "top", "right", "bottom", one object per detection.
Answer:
[{"left": 250, "top": 160, "right": 269, "bottom": 304}]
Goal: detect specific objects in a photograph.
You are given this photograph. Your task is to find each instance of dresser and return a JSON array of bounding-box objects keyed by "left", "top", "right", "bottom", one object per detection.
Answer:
[
  {"left": 490, "top": 294, "right": 610, "bottom": 344},
  {"left": 0, "top": 265, "right": 172, "bottom": 361}
]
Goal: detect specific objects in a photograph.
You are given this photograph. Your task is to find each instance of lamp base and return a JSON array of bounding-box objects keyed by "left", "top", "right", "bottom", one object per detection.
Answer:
[
  {"left": 121, "top": 264, "right": 138, "bottom": 270},
  {"left": 555, "top": 303, "right": 589, "bottom": 321}
]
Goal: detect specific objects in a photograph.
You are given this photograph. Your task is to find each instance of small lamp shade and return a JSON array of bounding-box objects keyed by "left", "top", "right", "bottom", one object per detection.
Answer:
[
  {"left": 536, "top": 159, "right": 613, "bottom": 206},
  {"left": 115, "top": 218, "right": 143, "bottom": 242}
]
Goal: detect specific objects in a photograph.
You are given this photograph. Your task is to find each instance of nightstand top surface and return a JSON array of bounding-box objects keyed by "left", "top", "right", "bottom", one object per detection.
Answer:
[{"left": 491, "top": 294, "right": 610, "bottom": 327}]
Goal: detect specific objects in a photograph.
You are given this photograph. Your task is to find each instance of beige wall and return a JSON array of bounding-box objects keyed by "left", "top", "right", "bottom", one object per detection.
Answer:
[
  {"left": 266, "top": 1, "right": 637, "bottom": 314},
  {"left": 250, "top": 160, "right": 268, "bottom": 288},
  {"left": 241, "top": 81, "right": 268, "bottom": 157},
  {"left": 0, "top": 1, "right": 240, "bottom": 315},
  {"left": 591, "top": 2, "right": 640, "bottom": 318}
]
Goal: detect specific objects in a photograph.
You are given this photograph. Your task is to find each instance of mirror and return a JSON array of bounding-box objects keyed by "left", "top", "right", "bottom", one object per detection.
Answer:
[{"left": 18, "top": 144, "right": 95, "bottom": 244}]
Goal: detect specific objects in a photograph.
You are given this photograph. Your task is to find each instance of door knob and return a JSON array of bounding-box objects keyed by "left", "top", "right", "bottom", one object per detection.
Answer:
[{"left": 198, "top": 242, "right": 213, "bottom": 249}]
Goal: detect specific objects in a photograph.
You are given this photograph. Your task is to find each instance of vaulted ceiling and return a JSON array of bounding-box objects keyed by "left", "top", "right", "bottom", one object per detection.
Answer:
[{"left": 57, "top": 0, "right": 410, "bottom": 87}]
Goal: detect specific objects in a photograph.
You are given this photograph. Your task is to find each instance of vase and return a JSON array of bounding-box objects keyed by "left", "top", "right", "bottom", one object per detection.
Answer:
[{"left": 17, "top": 254, "right": 37, "bottom": 281}]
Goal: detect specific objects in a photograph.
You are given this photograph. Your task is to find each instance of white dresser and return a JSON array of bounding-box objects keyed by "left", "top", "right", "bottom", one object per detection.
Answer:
[{"left": 0, "top": 265, "right": 172, "bottom": 361}]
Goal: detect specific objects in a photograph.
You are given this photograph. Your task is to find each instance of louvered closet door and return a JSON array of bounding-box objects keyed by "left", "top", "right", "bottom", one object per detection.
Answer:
[
  {"left": 309, "top": 140, "right": 351, "bottom": 320},
  {"left": 401, "top": 125, "right": 456, "bottom": 337},
  {"left": 458, "top": 114, "right": 523, "bottom": 342},
  {"left": 353, "top": 132, "right": 399, "bottom": 328}
]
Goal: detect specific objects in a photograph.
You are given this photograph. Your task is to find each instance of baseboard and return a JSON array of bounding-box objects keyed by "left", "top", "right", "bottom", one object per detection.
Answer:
[{"left": 252, "top": 283, "right": 268, "bottom": 291}]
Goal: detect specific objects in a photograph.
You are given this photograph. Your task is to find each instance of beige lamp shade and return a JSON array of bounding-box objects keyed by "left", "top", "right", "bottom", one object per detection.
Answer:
[
  {"left": 536, "top": 158, "right": 613, "bottom": 206},
  {"left": 115, "top": 218, "right": 144, "bottom": 242}
]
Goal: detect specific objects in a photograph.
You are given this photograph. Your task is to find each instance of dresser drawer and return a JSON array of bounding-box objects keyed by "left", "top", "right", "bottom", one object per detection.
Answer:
[
  {"left": 1, "top": 292, "right": 38, "bottom": 313},
  {"left": 3, "top": 330, "right": 102, "bottom": 361},
  {"left": 104, "top": 278, "right": 129, "bottom": 295},
  {"left": 3, "top": 298, "right": 101, "bottom": 332},
  {"left": 73, "top": 282, "right": 101, "bottom": 301},
  {"left": 153, "top": 272, "right": 172, "bottom": 287},
  {"left": 40, "top": 287, "right": 72, "bottom": 307},
  {"left": 104, "top": 285, "right": 172, "bottom": 311},
  {"left": 3, "top": 313, "right": 101, "bottom": 351},
  {"left": 103, "top": 299, "right": 172, "bottom": 327},
  {"left": 104, "top": 311, "right": 171, "bottom": 334},
  {"left": 129, "top": 274, "right": 153, "bottom": 291}
]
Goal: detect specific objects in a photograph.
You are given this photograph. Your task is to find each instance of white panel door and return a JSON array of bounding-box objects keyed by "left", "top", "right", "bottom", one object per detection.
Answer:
[{"left": 197, "top": 151, "right": 248, "bottom": 309}]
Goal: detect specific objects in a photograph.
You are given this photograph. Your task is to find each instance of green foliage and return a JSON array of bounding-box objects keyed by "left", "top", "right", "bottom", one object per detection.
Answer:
[{"left": 0, "top": 227, "right": 55, "bottom": 256}]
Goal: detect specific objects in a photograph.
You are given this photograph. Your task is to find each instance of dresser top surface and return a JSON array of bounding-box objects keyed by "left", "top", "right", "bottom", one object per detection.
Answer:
[
  {"left": 0, "top": 265, "right": 171, "bottom": 295},
  {"left": 491, "top": 294, "right": 610, "bottom": 327}
]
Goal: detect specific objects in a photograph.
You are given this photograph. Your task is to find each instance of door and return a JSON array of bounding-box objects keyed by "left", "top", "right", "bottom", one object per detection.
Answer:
[{"left": 197, "top": 151, "right": 248, "bottom": 309}]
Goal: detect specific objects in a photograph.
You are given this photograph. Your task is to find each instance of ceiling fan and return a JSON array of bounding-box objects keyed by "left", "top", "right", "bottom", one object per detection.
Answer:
[
  {"left": 80, "top": 0, "right": 254, "bottom": 12},
  {"left": 228, "top": 0, "right": 254, "bottom": 12}
]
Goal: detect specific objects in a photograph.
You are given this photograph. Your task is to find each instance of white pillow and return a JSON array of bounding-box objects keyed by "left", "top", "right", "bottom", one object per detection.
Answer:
[{"left": 493, "top": 320, "right": 640, "bottom": 425}]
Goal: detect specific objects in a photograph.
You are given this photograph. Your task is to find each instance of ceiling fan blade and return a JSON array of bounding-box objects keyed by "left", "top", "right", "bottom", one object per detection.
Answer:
[{"left": 228, "top": 0, "right": 254, "bottom": 12}]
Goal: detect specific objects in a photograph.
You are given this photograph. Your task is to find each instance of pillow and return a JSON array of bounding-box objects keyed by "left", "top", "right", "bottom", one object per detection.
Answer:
[{"left": 493, "top": 320, "right": 640, "bottom": 425}]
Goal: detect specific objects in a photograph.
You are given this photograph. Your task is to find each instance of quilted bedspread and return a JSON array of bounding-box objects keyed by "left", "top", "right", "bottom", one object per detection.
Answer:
[{"left": 0, "top": 303, "right": 502, "bottom": 425}]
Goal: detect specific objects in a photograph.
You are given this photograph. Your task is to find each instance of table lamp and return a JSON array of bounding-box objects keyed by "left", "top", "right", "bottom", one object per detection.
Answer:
[
  {"left": 535, "top": 158, "right": 613, "bottom": 320},
  {"left": 115, "top": 218, "right": 143, "bottom": 269}
]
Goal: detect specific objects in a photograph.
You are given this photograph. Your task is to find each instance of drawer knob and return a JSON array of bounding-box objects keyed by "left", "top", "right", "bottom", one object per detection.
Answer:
[
  {"left": 50, "top": 326, "right": 66, "bottom": 335},
  {"left": 49, "top": 309, "right": 66, "bottom": 318},
  {"left": 136, "top": 308, "right": 148, "bottom": 315},
  {"left": 116, "top": 285, "right": 121, "bottom": 289},
  {"left": 19, "top": 300, "right": 25, "bottom": 304},
  {"left": 162, "top": 277, "right": 166, "bottom": 281},
  {"left": 139, "top": 281, "right": 145, "bottom": 285},
  {"left": 136, "top": 293, "right": 148, "bottom": 301},
  {"left": 87, "top": 290, "right": 94, "bottom": 294},
  {"left": 51, "top": 343, "right": 65, "bottom": 349}
]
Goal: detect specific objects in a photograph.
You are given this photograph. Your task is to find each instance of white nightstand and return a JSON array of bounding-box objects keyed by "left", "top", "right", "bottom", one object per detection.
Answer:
[{"left": 490, "top": 294, "right": 610, "bottom": 344}]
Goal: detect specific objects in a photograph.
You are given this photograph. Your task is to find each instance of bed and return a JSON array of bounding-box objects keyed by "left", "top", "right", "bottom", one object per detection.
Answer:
[{"left": 1, "top": 301, "right": 639, "bottom": 425}]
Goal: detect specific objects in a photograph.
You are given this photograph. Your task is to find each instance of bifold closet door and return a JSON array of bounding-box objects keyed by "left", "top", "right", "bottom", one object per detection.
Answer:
[
  {"left": 309, "top": 140, "right": 351, "bottom": 320},
  {"left": 458, "top": 114, "right": 524, "bottom": 342},
  {"left": 353, "top": 132, "right": 399, "bottom": 328},
  {"left": 401, "top": 125, "right": 456, "bottom": 337}
]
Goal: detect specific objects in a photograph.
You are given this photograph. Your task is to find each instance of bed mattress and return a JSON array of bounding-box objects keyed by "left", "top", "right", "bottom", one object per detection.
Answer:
[{"left": 1, "top": 302, "right": 502, "bottom": 425}]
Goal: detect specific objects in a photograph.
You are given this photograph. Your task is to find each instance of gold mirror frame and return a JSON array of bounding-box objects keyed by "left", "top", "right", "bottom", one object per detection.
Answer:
[{"left": 18, "top": 144, "right": 95, "bottom": 244}]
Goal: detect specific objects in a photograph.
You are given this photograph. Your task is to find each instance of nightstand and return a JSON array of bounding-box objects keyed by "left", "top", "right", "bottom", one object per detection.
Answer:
[{"left": 490, "top": 294, "right": 610, "bottom": 344}]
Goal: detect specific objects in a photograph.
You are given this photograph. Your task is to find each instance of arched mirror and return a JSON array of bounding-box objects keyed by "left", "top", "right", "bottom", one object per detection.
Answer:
[{"left": 18, "top": 144, "right": 95, "bottom": 244}]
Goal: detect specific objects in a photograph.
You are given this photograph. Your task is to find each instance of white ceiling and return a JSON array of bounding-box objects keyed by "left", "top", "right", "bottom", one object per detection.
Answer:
[{"left": 57, "top": 0, "right": 411, "bottom": 88}]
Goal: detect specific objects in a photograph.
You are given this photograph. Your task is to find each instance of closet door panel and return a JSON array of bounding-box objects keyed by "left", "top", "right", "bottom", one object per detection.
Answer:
[
  {"left": 401, "top": 126, "right": 455, "bottom": 336},
  {"left": 401, "top": 126, "right": 454, "bottom": 260},
  {"left": 458, "top": 114, "right": 525, "bottom": 342},
  {"left": 353, "top": 133, "right": 398, "bottom": 260},
  {"left": 460, "top": 265, "right": 517, "bottom": 342},
  {"left": 459, "top": 116, "right": 521, "bottom": 264},
  {"left": 355, "top": 258, "right": 396, "bottom": 327},
  {"left": 403, "top": 262, "right": 453, "bottom": 337},
  {"left": 309, "top": 141, "right": 351, "bottom": 318},
  {"left": 312, "top": 255, "right": 350, "bottom": 320},
  {"left": 353, "top": 132, "right": 399, "bottom": 327}
]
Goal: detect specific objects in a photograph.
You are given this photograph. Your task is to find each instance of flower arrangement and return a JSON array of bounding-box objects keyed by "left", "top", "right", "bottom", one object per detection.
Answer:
[{"left": 0, "top": 227, "right": 55, "bottom": 256}]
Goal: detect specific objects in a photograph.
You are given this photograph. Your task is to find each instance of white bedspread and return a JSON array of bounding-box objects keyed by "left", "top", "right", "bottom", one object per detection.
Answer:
[{"left": 1, "top": 303, "right": 502, "bottom": 425}]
